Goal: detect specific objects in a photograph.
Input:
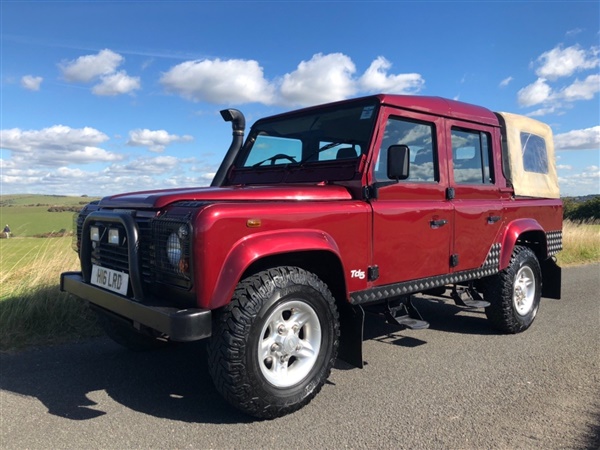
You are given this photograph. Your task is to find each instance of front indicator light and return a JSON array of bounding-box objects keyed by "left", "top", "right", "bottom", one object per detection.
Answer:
[
  {"left": 90, "top": 226, "right": 100, "bottom": 242},
  {"left": 178, "top": 258, "right": 190, "bottom": 274}
]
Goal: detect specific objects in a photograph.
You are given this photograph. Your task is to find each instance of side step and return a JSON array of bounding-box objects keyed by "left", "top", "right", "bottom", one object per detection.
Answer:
[
  {"left": 451, "top": 286, "right": 490, "bottom": 309},
  {"left": 384, "top": 297, "right": 430, "bottom": 330}
]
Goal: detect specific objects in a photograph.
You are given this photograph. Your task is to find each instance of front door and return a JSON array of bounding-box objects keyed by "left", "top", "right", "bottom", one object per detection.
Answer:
[{"left": 370, "top": 110, "right": 452, "bottom": 286}]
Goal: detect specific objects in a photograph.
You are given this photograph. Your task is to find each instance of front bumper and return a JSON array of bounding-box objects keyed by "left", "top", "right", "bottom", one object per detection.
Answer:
[{"left": 60, "top": 272, "right": 211, "bottom": 342}]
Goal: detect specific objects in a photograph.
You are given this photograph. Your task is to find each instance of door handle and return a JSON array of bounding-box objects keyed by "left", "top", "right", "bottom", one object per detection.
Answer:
[
  {"left": 487, "top": 215, "right": 501, "bottom": 224},
  {"left": 430, "top": 219, "right": 448, "bottom": 229}
]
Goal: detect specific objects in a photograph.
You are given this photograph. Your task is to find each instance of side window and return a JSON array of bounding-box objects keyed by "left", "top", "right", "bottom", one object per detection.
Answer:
[
  {"left": 521, "top": 132, "right": 548, "bottom": 174},
  {"left": 374, "top": 117, "right": 437, "bottom": 182},
  {"left": 451, "top": 128, "right": 494, "bottom": 184}
]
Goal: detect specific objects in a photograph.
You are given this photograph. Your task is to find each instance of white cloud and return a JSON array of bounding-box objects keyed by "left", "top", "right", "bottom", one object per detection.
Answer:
[
  {"left": 517, "top": 44, "right": 600, "bottom": 116},
  {"left": 161, "top": 53, "right": 426, "bottom": 107},
  {"left": 559, "top": 74, "right": 600, "bottom": 102},
  {"left": 0, "top": 154, "right": 215, "bottom": 197},
  {"left": 557, "top": 165, "right": 573, "bottom": 170},
  {"left": 527, "top": 106, "right": 560, "bottom": 117},
  {"left": 58, "top": 49, "right": 140, "bottom": 96},
  {"left": 499, "top": 76, "right": 513, "bottom": 87},
  {"left": 559, "top": 165, "right": 600, "bottom": 195},
  {"left": 105, "top": 156, "right": 181, "bottom": 175},
  {"left": 535, "top": 45, "right": 599, "bottom": 80},
  {"left": 279, "top": 53, "right": 357, "bottom": 106},
  {"left": 21, "top": 75, "right": 43, "bottom": 91},
  {"left": 127, "top": 129, "right": 193, "bottom": 152},
  {"left": 520, "top": 74, "right": 600, "bottom": 114},
  {"left": 554, "top": 126, "right": 600, "bottom": 150},
  {"left": 566, "top": 28, "right": 583, "bottom": 37},
  {"left": 517, "top": 78, "right": 552, "bottom": 107},
  {"left": 358, "top": 56, "right": 424, "bottom": 94},
  {"left": 92, "top": 71, "right": 141, "bottom": 96},
  {"left": 160, "top": 58, "right": 275, "bottom": 104},
  {"left": 0, "top": 125, "right": 123, "bottom": 166},
  {"left": 60, "top": 49, "right": 124, "bottom": 83}
]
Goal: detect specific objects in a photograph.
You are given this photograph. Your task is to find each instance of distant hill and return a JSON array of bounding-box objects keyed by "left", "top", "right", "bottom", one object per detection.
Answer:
[
  {"left": 0, "top": 194, "right": 100, "bottom": 237},
  {"left": 562, "top": 194, "right": 599, "bottom": 204}
]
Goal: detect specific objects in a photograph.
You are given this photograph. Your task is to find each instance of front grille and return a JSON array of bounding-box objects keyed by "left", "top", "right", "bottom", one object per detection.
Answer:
[
  {"left": 79, "top": 210, "right": 194, "bottom": 298},
  {"left": 91, "top": 223, "right": 129, "bottom": 272}
]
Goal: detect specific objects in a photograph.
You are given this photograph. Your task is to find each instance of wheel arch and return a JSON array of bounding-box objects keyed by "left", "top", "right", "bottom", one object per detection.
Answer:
[
  {"left": 500, "top": 219, "right": 548, "bottom": 269},
  {"left": 208, "top": 229, "right": 348, "bottom": 310}
]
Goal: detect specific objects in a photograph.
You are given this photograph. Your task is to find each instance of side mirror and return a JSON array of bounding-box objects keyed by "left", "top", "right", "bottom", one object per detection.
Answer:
[{"left": 387, "top": 145, "right": 410, "bottom": 180}]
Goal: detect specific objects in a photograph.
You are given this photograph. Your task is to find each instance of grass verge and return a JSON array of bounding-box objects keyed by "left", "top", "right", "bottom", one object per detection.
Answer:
[
  {"left": 0, "top": 237, "right": 101, "bottom": 352},
  {"left": 556, "top": 220, "right": 600, "bottom": 266}
]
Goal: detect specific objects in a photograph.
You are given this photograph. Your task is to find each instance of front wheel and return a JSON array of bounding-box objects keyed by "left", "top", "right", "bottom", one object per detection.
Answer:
[
  {"left": 207, "top": 267, "right": 339, "bottom": 419},
  {"left": 483, "top": 246, "right": 541, "bottom": 333}
]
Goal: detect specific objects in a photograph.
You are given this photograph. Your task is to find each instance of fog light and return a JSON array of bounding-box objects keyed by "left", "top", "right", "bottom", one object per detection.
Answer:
[
  {"left": 108, "top": 228, "right": 120, "bottom": 245},
  {"left": 90, "top": 226, "right": 100, "bottom": 242}
]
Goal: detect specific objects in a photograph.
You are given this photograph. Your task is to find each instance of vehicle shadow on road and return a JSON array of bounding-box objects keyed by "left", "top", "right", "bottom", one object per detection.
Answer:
[
  {"left": 0, "top": 339, "right": 252, "bottom": 424},
  {"left": 361, "top": 295, "right": 496, "bottom": 342},
  {"left": 0, "top": 297, "right": 495, "bottom": 425}
]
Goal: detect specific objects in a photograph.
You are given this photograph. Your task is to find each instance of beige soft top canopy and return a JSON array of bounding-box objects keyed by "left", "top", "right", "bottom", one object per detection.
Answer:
[{"left": 496, "top": 112, "right": 559, "bottom": 199}]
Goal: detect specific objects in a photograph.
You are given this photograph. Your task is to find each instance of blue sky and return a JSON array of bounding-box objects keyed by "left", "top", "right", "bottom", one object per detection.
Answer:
[{"left": 1, "top": 1, "right": 599, "bottom": 197}]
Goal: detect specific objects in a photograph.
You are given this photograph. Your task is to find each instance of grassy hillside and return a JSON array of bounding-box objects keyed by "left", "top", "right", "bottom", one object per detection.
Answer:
[{"left": 0, "top": 194, "right": 99, "bottom": 237}]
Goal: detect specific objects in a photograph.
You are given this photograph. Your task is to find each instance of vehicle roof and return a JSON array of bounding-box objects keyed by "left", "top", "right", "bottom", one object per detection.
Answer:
[
  {"left": 377, "top": 94, "right": 499, "bottom": 126},
  {"left": 257, "top": 94, "right": 500, "bottom": 127}
]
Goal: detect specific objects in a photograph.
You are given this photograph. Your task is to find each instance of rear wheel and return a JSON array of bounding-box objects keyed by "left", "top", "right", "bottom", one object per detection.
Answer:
[
  {"left": 208, "top": 266, "right": 339, "bottom": 419},
  {"left": 483, "top": 246, "right": 541, "bottom": 333}
]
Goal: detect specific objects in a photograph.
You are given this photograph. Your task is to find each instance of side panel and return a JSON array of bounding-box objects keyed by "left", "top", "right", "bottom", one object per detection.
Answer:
[
  {"left": 500, "top": 199, "right": 563, "bottom": 269},
  {"left": 194, "top": 201, "right": 371, "bottom": 309}
]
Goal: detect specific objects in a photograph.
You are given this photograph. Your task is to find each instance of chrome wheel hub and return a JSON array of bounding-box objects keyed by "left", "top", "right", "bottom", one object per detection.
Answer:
[
  {"left": 258, "top": 300, "right": 321, "bottom": 387},
  {"left": 513, "top": 266, "right": 535, "bottom": 316}
]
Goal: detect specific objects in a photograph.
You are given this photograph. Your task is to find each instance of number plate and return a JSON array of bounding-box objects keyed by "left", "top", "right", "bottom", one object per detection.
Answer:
[{"left": 91, "top": 264, "right": 129, "bottom": 296}]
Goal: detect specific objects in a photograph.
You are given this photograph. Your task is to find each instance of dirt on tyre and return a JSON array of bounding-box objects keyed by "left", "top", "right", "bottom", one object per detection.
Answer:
[
  {"left": 207, "top": 266, "right": 340, "bottom": 419},
  {"left": 483, "top": 245, "right": 542, "bottom": 333}
]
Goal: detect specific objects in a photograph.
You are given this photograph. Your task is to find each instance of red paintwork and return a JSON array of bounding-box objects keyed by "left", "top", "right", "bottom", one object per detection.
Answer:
[
  {"left": 90, "top": 94, "right": 562, "bottom": 310},
  {"left": 99, "top": 184, "right": 352, "bottom": 209},
  {"left": 194, "top": 201, "right": 370, "bottom": 309}
]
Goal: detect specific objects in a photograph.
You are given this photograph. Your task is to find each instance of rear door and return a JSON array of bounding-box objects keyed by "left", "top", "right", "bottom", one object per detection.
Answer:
[
  {"left": 369, "top": 108, "right": 452, "bottom": 285},
  {"left": 446, "top": 121, "right": 504, "bottom": 271}
]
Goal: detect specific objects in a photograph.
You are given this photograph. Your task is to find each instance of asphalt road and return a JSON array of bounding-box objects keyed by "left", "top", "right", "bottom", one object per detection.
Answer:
[{"left": 1, "top": 264, "right": 599, "bottom": 449}]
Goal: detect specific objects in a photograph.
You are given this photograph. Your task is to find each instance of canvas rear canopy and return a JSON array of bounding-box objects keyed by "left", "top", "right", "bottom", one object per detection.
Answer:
[{"left": 496, "top": 112, "right": 560, "bottom": 199}]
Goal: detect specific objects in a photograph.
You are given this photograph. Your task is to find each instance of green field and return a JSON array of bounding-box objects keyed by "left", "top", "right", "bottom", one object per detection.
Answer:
[{"left": 0, "top": 194, "right": 99, "bottom": 237}]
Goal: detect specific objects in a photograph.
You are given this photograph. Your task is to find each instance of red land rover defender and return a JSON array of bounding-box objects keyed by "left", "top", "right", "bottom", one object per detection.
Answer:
[{"left": 61, "top": 94, "right": 563, "bottom": 418}]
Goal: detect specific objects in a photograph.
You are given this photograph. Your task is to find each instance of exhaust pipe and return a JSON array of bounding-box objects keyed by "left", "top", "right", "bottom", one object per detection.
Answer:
[{"left": 211, "top": 109, "right": 245, "bottom": 187}]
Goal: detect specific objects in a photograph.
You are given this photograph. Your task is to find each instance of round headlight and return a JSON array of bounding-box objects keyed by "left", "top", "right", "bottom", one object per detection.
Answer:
[{"left": 166, "top": 232, "right": 182, "bottom": 267}]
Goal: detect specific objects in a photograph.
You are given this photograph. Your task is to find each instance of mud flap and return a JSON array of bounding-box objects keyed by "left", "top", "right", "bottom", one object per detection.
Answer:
[
  {"left": 541, "top": 257, "right": 561, "bottom": 299},
  {"left": 337, "top": 303, "right": 364, "bottom": 368}
]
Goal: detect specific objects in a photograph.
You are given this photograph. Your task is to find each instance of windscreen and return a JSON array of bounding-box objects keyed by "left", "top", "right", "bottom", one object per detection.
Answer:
[{"left": 237, "top": 102, "right": 378, "bottom": 170}]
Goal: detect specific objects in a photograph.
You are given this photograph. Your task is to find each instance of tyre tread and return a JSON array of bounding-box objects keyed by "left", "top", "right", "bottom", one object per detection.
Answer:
[{"left": 208, "top": 266, "right": 339, "bottom": 419}]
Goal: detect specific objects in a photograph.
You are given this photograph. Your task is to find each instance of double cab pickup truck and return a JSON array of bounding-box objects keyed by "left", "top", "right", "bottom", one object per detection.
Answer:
[{"left": 61, "top": 94, "right": 563, "bottom": 419}]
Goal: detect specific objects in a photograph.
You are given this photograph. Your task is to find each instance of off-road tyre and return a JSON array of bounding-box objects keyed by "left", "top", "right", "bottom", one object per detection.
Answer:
[
  {"left": 207, "top": 266, "right": 339, "bottom": 419},
  {"left": 96, "top": 311, "right": 168, "bottom": 351},
  {"left": 483, "top": 246, "right": 541, "bottom": 333}
]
